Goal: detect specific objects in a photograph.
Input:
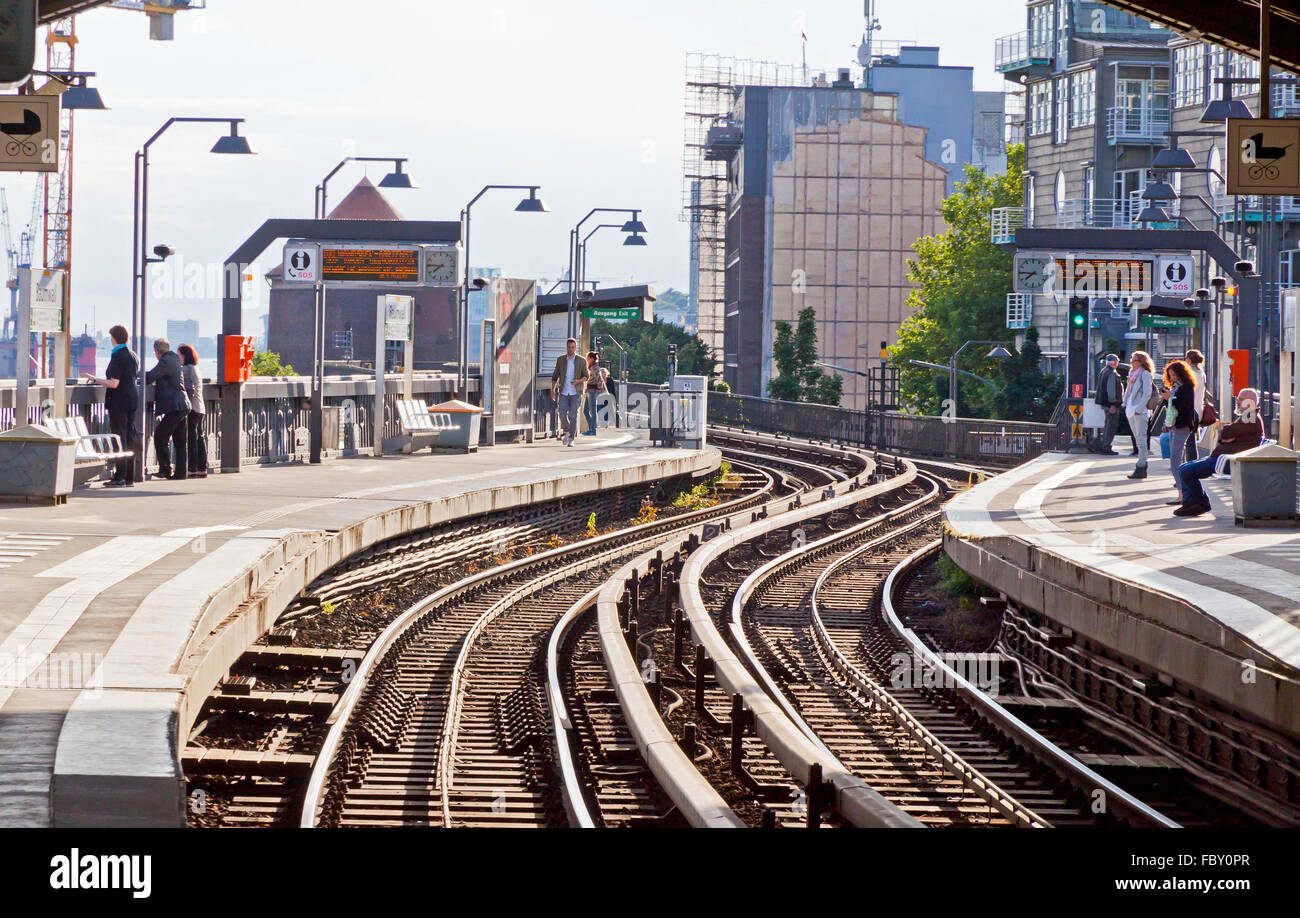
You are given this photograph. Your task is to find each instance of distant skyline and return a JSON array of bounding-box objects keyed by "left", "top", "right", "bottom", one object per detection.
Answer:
[{"left": 2, "top": 0, "right": 1023, "bottom": 338}]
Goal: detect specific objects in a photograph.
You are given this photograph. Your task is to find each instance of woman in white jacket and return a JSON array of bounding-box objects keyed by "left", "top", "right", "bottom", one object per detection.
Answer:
[{"left": 1124, "top": 350, "right": 1154, "bottom": 479}]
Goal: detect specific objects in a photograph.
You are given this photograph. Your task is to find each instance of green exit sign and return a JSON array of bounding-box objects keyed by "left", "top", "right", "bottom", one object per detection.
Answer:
[
  {"left": 1139, "top": 314, "right": 1198, "bottom": 329},
  {"left": 582, "top": 306, "right": 641, "bottom": 321}
]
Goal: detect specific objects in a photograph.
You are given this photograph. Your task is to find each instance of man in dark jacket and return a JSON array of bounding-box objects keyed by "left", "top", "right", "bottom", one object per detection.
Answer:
[
  {"left": 1092, "top": 354, "right": 1122, "bottom": 454},
  {"left": 549, "top": 337, "right": 589, "bottom": 447},
  {"left": 145, "top": 338, "right": 190, "bottom": 480},
  {"left": 82, "top": 324, "right": 139, "bottom": 486}
]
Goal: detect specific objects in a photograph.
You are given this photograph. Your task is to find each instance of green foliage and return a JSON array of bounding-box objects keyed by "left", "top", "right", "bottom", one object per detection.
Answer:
[
  {"left": 590, "top": 317, "right": 715, "bottom": 384},
  {"left": 767, "top": 306, "right": 843, "bottom": 406},
  {"left": 651, "top": 287, "right": 692, "bottom": 326},
  {"left": 251, "top": 350, "right": 294, "bottom": 377},
  {"left": 995, "top": 325, "right": 1061, "bottom": 422},
  {"left": 889, "top": 144, "right": 1027, "bottom": 419},
  {"left": 936, "top": 554, "right": 975, "bottom": 599}
]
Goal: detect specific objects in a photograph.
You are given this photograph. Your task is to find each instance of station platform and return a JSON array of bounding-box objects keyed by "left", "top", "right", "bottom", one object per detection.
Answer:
[
  {"left": 944, "top": 450, "right": 1300, "bottom": 741},
  {"left": 0, "top": 429, "right": 717, "bottom": 827}
]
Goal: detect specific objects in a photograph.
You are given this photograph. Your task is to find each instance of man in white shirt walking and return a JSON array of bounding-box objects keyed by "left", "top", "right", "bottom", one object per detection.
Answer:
[{"left": 549, "top": 337, "right": 589, "bottom": 447}]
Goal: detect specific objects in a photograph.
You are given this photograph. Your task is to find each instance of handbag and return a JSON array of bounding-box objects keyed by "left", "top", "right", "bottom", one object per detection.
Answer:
[{"left": 1200, "top": 399, "right": 1217, "bottom": 427}]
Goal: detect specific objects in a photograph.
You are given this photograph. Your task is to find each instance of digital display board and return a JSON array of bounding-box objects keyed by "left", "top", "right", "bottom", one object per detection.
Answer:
[
  {"left": 1051, "top": 256, "right": 1153, "bottom": 295},
  {"left": 321, "top": 244, "right": 422, "bottom": 284}
]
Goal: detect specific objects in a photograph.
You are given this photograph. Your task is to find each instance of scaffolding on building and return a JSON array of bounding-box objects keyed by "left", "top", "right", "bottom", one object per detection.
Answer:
[{"left": 682, "top": 53, "right": 799, "bottom": 362}]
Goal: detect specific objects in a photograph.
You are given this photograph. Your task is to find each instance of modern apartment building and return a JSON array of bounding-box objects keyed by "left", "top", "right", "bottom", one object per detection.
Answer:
[
  {"left": 703, "top": 46, "right": 1004, "bottom": 410},
  {"left": 995, "top": 0, "right": 1288, "bottom": 389}
]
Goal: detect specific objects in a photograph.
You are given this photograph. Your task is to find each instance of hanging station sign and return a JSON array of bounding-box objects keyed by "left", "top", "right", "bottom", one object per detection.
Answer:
[
  {"left": 1014, "top": 251, "right": 1154, "bottom": 297},
  {"left": 282, "top": 241, "right": 462, "bottom": 286}
]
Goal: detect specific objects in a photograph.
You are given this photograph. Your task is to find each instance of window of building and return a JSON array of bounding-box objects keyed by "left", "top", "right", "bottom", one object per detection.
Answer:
[
  {"left": 1208, "top": 145, "right": 1223, "bottom": 200},
  {"left": 1026, "top": 173, "right": 1036, "bottom": 224},
  {"left": 1054, "top": 75, "right": 1069, "bottom": 142},
  {"left": 1083, "top": 165, "right": 1094, "bottom": 206},
  {"left": 1054, "top": 170, "right": 1065, "bottom": 213},
  {"left": 1030, "top": 81, "right": 1051, "bottom": 136},
  {"left": 1173, "top": 44, "right": 1206, "bottom": 108},
  {"left": 1069, "top": 69, "right": 1095, "bottom": 127},
  {"left": 1029, "top": 2, "right": 1053, "bottom": 56}
]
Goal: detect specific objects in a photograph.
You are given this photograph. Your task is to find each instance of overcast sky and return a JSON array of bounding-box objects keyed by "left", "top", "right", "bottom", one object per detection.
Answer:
[{"left": 3, "top": 0, "right": 1022, "bottom": 338}]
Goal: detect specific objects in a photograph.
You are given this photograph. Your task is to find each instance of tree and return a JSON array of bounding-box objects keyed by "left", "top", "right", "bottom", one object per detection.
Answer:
[
  {"left": 767, "top": 306, "right": 843, "bottom": 406},
  {"left": 994, "top": 325, "right": 1060, "bottom": 422},
  {"left": 251, "top": 350, "right": 294, "bottom": 377},
  {"left": 589, "top": 317, "right": 715, "bottom": 384},
  {"left": 889, "top": 144, "right": 1025, "bottom": 418}
]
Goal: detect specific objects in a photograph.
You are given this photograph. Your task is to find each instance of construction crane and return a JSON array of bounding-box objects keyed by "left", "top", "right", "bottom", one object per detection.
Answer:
[
  {"left": 109, "top": 0, "right": 207, "bottom": 41},
  {"left": 2, "top": 189, "right": 15, "bottom": 341}
]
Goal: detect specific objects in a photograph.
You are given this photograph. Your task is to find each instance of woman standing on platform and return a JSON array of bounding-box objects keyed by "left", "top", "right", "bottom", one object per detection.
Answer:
[
  {"left": 1161, "top": 359, "right": 1199, "bottom": 498},
  {"left": 1184, "top": 348, "right": 1208, "bottom": 464},
  {"left": 1123, "top": 351, "right": 1154, "bottom": 479},
  {"left": 177, "top": 344, "right": 207, "bottom": 479},
  {"left": 583, "top": 351, "right": 607, "bottom": 436}
]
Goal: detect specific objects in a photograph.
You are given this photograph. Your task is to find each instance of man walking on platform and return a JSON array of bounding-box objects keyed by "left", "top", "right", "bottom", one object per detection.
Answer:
[
  {"left": 1092, "top": 354, "right": 1122, "bottom": 454},
  {"left": 82, "top": 324, "right": 139, "bottom": 487},
  {"left": 549, "top": 337, "right": 588, "bottom": 447}
]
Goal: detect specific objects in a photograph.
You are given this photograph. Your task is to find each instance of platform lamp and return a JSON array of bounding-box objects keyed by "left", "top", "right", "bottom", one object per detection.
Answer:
[
  {"left": 132, "top": 116, "right": 255, "bottom": 481},
  {"left": 315, "top": 156, "right": 418, "bottom": 219},
  {"left": 458, "top": 185, "right": 548, "bottom": 400}
]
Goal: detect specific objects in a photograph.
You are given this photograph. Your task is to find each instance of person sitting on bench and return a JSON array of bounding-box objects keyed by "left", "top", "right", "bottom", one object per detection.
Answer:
[{"left": 1173, "top": 388, "right": 1263, "bottom": 517}]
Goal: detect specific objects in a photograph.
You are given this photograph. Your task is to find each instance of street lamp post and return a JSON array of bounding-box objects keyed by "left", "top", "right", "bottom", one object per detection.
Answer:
[
  {"left": 567, "top": 208, "right": 646, "bottom": 339},
  {"left": 315, "top": 156, "right": 417, "bottom": 219},
  {"left": 132, "top": 116, "right": 254, "bottom": 481},
  {"left": 947, "top": 340, "right": 1012, "bottom": 415},
  {"left": 458, "top": 185, "right": 547, "bottom": 400}
]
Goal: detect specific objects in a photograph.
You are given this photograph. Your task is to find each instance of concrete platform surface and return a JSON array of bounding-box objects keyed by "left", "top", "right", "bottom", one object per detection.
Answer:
[
  {"left": 944, "top": 450, "right": 1300, "bottom": 740},
  {"left": 0, "top": 430, "right": 717, "bottom": 827}
]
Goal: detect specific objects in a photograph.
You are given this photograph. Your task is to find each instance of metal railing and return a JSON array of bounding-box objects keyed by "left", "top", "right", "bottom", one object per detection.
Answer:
[
  {"left": 1212, "top": 190, "right": 1300, "bottom": 218},
  {"left": 1006, "top": 293, "right": 1032, "bottom": 329},
  {"left": 1055, "top": 196, "right": 1149, "bottom": 229},
  {"left": 704, "top": 389, "right": 1060, "bottom": 466},
  {"left": 0, "top": 373, "right": 474, "bottom": 473},
  {"left": 1106, "top": 102, "right": 1170, "bottom": 144},
  {"left": 994, "top": 31, "right": 1051, "bottom": 72},
  {"left": 991, "top": 206, "right": 1025, "bottom": 244}
]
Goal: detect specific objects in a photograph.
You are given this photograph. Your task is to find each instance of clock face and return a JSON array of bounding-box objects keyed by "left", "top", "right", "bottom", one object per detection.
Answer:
[
  {"left": 424, "top": 249, "right": 458, "bottom": 285},
  {"left": 1015, "top": 255, "right": 1052, "bottom": 293}
]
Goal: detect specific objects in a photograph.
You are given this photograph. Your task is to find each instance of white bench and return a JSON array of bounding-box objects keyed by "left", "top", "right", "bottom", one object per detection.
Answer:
[
  {"left": 47, "top": 416, "right": 133, "bottom": 486},
  {"left": 382, "top": 399, "right": 443, "bottom": 454}
]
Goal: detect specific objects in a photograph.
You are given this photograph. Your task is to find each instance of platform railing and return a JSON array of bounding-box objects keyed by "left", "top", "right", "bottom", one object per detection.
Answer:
[
  {"left": 697, "top": 388, "right": 1061, "bottom": 466},
  {"left": 0, "top": 373, "right": 473, "bottom": 472}
]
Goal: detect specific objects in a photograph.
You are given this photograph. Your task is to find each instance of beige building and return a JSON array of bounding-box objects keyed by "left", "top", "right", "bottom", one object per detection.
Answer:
[{"left": 714, "top": 85, "right": 949, "bottom": 410}]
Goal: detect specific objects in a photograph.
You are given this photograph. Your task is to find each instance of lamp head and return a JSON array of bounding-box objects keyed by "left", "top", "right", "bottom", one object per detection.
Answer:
[
  {"left": 60, "top": 73, "right": 108, "bottom": 110},
  {"left": 623, "top": 232, "right": 648, "bottom": 246},
  {"left": 987, "top": 345, "right": 1013, "bottom": 360},
  {"left": 1152, "top": 147, "right": 1195, "bottom": 170},
  {"left": 1140, "top": 180, "right": 1177, "bottom": 202},
  {"left": 211, "top": 122, "right": 255, "bottom": 155},
  {"left": 1235, "top": 260, "right": 1256, "bottom": 276},
  {"left": 515, "top": 188, "right": 548, "bottom": 213},
  {"left": 1137, "top": 204, "right": 1172, "bottom": 224},
  {"left": 152, "top": 244, "right": 175, "bottom": 260},
  {"left": 620, "top": 211, "right": 648, "bottom": 234},
  {"left": 1210, "top": 276, "right": 1228, "bottom": 289},
  {"left": 378, "top": 160, "right": 417, "bottom": 190},
  {"left": 1200, "top": 97, "right": 1254, "bottom": 123},
  {"left": 1195, "top": 288, "right": 1211, "bottom": 300}
]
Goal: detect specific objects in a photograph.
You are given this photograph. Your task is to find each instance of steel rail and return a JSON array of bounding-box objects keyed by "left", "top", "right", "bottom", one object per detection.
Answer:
[
  {"left": 804, "top": 506, "right": 1050, "bottom": 828},
  {"left": 678, "top": 457, "right": 924, "bottom": 828},
  {"left": 300, "top": 438, "right": 792, "bottom": 827},
  {"left": 879, "top": 541, "right": 1181, "bottom": 829}
]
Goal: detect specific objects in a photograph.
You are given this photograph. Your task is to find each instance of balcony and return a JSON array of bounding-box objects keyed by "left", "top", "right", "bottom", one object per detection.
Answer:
[
  {"left": 1106, "top": 102, "right": 1170, "bottom": 145},
  {"left": 1212, "top": 191, "right": 1300, "bottom": 221},
  {"left": 990, "top": 206, "right": 1025, "bottom": 244},
  {"left": 1006, "top": 293, "right": 1032, "bottom": 330},
  {"left": 1055, "top": 197, "right": 1140, "bottom": 229},
  {"left": 1273, "top": 83, "right": 1300, "bottom": 116},
  {"left": 994, "top": 31, "right": 1052, "bottom": 78}
]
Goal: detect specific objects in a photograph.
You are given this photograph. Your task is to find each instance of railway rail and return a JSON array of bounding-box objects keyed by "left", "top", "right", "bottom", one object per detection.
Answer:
[{"left": 296, "top": 431, "right": 861, "bottom": 827}]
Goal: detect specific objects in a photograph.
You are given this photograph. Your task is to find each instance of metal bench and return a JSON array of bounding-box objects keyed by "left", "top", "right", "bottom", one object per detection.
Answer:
[
  {"left": 47, "top": 416, "right": 131, "bottom": 486},
  {"left": 382, "top": 399, "right": 442, "bottom": 454}
]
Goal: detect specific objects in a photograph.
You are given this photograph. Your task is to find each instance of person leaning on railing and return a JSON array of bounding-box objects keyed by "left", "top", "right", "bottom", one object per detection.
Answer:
[{"left": 81, "top": 324, "right": 139, "bottom": 487}]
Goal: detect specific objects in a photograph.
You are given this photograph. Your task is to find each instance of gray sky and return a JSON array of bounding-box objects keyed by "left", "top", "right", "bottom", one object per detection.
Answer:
[{"left": 3, "top": 0, "right": 1022, "bottom": 338}]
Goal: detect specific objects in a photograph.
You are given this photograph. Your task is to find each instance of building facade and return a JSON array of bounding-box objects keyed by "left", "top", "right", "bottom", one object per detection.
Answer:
[
  {"left": 996, "top": 0, "right": 1288, "bottom": 394},
  {"left": 715, "top": 83, "right": 950, "bottom": 410}
]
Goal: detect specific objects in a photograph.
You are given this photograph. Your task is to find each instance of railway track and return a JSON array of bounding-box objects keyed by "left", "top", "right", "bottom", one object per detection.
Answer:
[
  {"left": 604, "top": 455, "right": 1196, "bottom": 828},
  {"left": 299, "top": 432, "right": 862, "bottom": 827}
]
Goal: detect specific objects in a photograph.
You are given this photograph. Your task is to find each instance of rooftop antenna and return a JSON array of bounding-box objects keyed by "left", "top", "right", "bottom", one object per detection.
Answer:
[
  {"left": 801, "top": 29, "right": 808, "bottom": 84},
  {"left": 858, "top": 0, "right": 883, "bottom": 87}
]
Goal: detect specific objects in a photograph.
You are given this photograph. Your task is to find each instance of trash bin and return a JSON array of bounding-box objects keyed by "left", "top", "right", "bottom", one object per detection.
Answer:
[
  {"left": 430, "top": 399, "right": 482, "bottom": 453},
  {"left": 0, "top": 423, "right": 77, "bottom": 504},
  {"left": 1231, "top": 443, "right": 1300, "bottom": 527}
]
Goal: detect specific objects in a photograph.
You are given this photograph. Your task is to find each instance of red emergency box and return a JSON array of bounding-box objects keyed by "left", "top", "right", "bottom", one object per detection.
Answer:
[
  {"left": 218, "top": 335, "right": 255, "bottom": 383},
  {"left": 1228, "top": 349, "right": 1250, "bottom": 397}
]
